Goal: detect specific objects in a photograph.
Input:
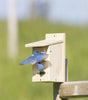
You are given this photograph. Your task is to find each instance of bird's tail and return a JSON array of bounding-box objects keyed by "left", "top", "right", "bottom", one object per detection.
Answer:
[{"left": 37, "top": 62, "right": 44, "bottom": 71}]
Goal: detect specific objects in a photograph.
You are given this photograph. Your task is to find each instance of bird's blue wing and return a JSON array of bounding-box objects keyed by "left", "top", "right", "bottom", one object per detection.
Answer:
[
  {"left": 37, "top": 62, "right": 44, "bottom": 71},
  {"left": 35, "top": 53, "right": 48, "bottom": 62},
  {"left": 19, "top": 56, "right": 37, "bottom": 65}
]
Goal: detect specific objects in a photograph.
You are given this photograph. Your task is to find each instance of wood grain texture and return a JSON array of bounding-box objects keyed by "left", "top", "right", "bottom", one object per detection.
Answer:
[{"left": 59, "top": 81, "right": 88, "bottom": 98}]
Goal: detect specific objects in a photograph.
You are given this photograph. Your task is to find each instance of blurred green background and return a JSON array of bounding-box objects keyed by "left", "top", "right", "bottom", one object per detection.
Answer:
[{"left": 0, "top": 20, "right": 88, "bottom": 100}]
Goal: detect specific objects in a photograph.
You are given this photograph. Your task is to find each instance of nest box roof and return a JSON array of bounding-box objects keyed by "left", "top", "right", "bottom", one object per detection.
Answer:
[{"left": 25, "top": 39, "right": 63, "bottom": 47}]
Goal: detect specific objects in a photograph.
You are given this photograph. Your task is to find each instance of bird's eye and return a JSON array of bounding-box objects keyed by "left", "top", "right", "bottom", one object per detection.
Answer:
[{"left": 36, "top": 51, "right": 38, "bottom": 53}]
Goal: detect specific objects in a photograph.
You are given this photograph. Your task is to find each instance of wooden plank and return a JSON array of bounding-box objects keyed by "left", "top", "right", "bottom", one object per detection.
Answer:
[
  {"left": 59, "top": 81, "right": 88, "bottom": 98},
  {"left": 25, "top": 39, "right": 63, "bottom": 47}
]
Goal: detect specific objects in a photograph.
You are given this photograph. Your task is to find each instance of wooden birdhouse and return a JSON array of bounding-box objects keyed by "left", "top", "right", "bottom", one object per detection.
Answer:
[{"left": 25, "top": 33, "right": 65, "bottom": 82}]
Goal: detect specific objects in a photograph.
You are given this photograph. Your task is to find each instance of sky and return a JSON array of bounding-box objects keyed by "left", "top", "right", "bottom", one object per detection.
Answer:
[
  {"left": 48, "top": 0, "right": 88, "bottom": 24},
  {"left": 0, "top": 0, "right": 88, "bottom": 25}
]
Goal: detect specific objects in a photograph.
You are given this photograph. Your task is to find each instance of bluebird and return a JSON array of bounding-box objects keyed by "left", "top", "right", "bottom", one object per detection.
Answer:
[{"left": 19, "top": 50, "right": 48, "bottom": 71}]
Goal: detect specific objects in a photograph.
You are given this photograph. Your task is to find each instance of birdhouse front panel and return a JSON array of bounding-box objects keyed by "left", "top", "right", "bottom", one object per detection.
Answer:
[{"left": 32, "top": 46, "right": 50, "bottom": 82}]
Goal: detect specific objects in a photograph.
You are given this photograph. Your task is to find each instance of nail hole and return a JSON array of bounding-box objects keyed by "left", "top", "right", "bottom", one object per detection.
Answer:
[
  {"left": 54, "top": 35, "right": 56, "bottom": 37},
  {"left": 50, "top": 50, "right": 52, "bottom": 53}
]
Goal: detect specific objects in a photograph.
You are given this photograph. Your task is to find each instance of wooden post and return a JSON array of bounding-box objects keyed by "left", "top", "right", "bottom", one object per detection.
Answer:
[
  {"left": 7, "top": 0, "right": 18, "bottom": 59},
  {"left": 53, "top": 59, "right": 68, "bottom": 100},
  {"left": 53, "top": 83, "right": 62, "bottom": 100}
]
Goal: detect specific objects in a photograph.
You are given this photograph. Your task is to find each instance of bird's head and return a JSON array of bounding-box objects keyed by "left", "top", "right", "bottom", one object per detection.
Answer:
[{"left": 33, "top": 50, "right": 38, "bottom": 55}]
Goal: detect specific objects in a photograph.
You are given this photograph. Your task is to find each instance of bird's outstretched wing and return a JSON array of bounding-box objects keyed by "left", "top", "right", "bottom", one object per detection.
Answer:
[
  {"left": 19, "top": 51, "right": 48, "bottom": 66},
  {"left": 37, "top": 62, "right": 44, "bottom": 71},
  {"left": 19, "top": 56, "right": 37, "bottom": 65},
  {"left": 35, "top": 53, "right": 48, "bottom": 62}
]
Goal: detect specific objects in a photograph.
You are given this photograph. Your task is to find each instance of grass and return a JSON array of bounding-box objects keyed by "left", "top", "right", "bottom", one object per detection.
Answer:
[{"left": 0, "top": 19, "right": 88, "bottom": 100}]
